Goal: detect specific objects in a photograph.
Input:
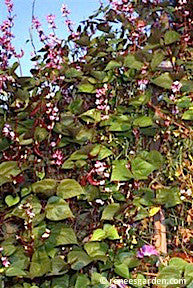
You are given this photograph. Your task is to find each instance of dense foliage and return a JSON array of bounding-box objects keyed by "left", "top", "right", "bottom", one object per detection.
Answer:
[{"left": 0, "top": 0, "right": 193, "bottom": 287}]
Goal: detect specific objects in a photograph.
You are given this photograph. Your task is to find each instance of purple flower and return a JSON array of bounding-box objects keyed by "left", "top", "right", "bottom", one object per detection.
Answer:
[{"left": 137, "top": 244, "right": 159, "bottom": 258}]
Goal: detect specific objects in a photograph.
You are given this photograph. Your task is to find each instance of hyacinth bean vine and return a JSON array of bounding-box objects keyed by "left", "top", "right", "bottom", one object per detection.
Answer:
[{"left": 0, "top": 0, "right": 193, "bottom": 287}]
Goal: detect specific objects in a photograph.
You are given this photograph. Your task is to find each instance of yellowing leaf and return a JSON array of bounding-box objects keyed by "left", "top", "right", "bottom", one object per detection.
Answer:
[{"left": 149, "top": 206, "right": 161, "bottom": 217}]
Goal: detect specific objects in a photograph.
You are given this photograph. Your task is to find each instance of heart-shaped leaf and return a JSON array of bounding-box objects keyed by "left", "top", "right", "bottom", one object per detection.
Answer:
[{"left": 5, "top": 195, "right": 20, "bottom": 207}]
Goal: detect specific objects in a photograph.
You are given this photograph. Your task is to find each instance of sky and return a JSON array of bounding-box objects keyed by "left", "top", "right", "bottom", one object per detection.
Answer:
[{"left": 0, "top": 0, "right": 108, "bottom": 75}]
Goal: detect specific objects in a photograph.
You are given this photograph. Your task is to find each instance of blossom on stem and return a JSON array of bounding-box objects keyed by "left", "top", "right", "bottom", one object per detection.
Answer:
[
  {"left": 138, "top": 79, "right": 149, "bottom": 91},
  {"left": 46, "top": 103, "right": 59, "bottom": 121},
  {"left": 61, "top": 3, "right": 70, "bottom": 17},
  {"left": 65, "top": 19, "right": 74, "bottom": 32},
  {"left": 171, "top": 81, "right": 182, "bottom": 93},
  {"left": 5, "top": 0, "right": 13, "bottom": 13},
  {"left": 46, "top": 14, "right": 57, "bottom": 29},
  {"left": 52, "top": 149, "right": 63, "bottom": 166},
  {"left": 32, "top": 17, "right": 42, "bottom": 30},
  {"left": 2, "top": 124, "right": 15, "bottom": 140},
  {"left": 95, "top": 85, "right": 110, "bottom": 119},
  {"left": 1, "top": 256, "right": 10, "bottom": 267}
]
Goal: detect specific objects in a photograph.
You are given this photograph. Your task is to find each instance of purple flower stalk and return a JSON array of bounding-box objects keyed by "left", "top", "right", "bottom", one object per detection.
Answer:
[{"left": 137, "top": 244, "right": 159, "bottom": 258}]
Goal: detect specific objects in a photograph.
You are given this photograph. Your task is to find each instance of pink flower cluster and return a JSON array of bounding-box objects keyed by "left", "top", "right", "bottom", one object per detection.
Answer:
[
  {"left": 32, "top": 17, "right": 41, "bottom": 30},
  {"left": 61, "top": 4, "right": 70, "bottom": 17},
  {"left": 96, "top": 85, "right": 110, "bottom": 119},
  {"left": 0, "top": 247, "right": 10, "bottom": 267},
  {"left": 52, "top": 149, "right": 63, "bottom": 166},
  {"left": 1, "top": 256, "right": 10, "bottom": 267},
  {"left": 111, "top": 0, "right": 134, "bottom": 14},
  {"left": 32, "top": 17, "right": 47, "bottom": 43},
  {"left": 45, "top": 46, "right": 63, "bottom": 69},
  {"left": 138, "top": 79, "right": 149, "bottom": 91},
  {"left": 60, "top": 2, "right": 75, "bottom": 34},
  {"left": 0, "top": 74, "right": 14, "bottom": 91},
  {"left": 94, "top": 161, "right": 110, "bottom": 179},
  {"left": 2, "top": 123, "right": 15, "bottom": 140},
  {"left": 46, "top": 14, "right": 57, "bottom": 29},
  {"left": 46, "top": 103, "right": 59, "bottom": 121},
  {"left": 87, "top": 161, "right": 110, "bottom": 186},
  {"left": 18, "top": 203, "right": 35, "bottom": 228},
  {"left": 0, "top": 0, "right": 24, "bottom": 69},
  {"left": 171, "top": 81, "right": 182, "bottom": 93},
  {"left": 5, "top": 0, "right": 13, "bottom": 13}
]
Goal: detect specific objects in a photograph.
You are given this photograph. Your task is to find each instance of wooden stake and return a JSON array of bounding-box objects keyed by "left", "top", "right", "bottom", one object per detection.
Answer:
[{"left": 154, "top": 209, "right": 167, "bottom": 254}]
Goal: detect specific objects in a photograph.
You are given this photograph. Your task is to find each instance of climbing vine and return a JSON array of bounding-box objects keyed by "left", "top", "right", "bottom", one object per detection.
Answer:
[{"left": 0, "top": 0, "right": 193, "bottom": 287}]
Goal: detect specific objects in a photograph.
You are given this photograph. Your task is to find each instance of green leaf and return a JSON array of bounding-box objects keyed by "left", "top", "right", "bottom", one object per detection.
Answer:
[
  {"left": 184, "top": 264, "right": 193, "bottom": 284},
  {"left": 124, "top": 54, "right": 143, "bottom": 70},
  {"left": 0, "top": 161, "right": 21, "bottom": 180},
  {"left": 50, "top": 256, "right": 67, "bottom": 276},
  {"left": 156, "top": 187, "right": 182, "bottom": 208},
  {"left": 67, "top": 250, "right": 92, "bottom": 270},
  {"left": 84, "top": 242, "right": 108, "bottom": 258},
  {"left": 164, "top": 30, "right": 180, "bottom": 45},
  {"left": 111, "top": 160, "right": 133, "bottom": 181},
  {"left": 6, "top": 266, "right": 27, "bottom": 277},
  {"left": 78, "top": 82, "right": 95, "bottom": 93},
  {"left": 80, "top": 109, "right": 101, "bottom": 123},
  {"left": 169, "top": 257, "right": 188, "bottom": 271},
  {"left": 101, "top": 115, "right": 131, "bottom": 131},
  {"left": 128, "top": 91, "right": 151, "bottom": 107},
  {"left": 0, "top": 137, "right": 10, "bottom": 152},
  {"left": 156, "top": 267, "right": 182, "bottom": 287},
  {"left": 114, "top": 263, "right": 130, "bottom": 279},
  {"left": 131, "top": 157, "right": 155, "bottom": 180},
  {"left": 75, "top": 128, "right": 94, "bottom": 142},
  {"left": 117, "top": 252, "right": 140, "bottom": 268},
  {"left": 45, "top": 196, "right": 74, "bottom": 221},
  {"left": 177, "top": 96, "right": 191, "bottom": 109},
  {"left": 1, "top": 241, "right": 17, "bottom": 256},
  {"left": 75, "top": 274, "right": 90, "bottom": 288},
  {"left": 101, "top": 203, "right": 120, "bottom": 220},
  {"left": 34, "top": 127, "right": 48, "bottom": 142},
  {"left": 65, "top": 68, "right": 83, "bottom": 78},
  {"left": 151, "top": 73, "right": 173, "bottom": 89},
  {"left": 5, "top": 195, "right": 20, "bottom": 207},
  {"left": 182, "top": 109, "right": 193, "bottom": 120},
  {"left": 75, "top": 35, "right": 90, "bottom": 46},
  {"left": 181, "top": 80, "right": 193, "bottom": 93},
  {"left": 103, "top": 224, "right": 120, "bottom": 240},
  {"left": 90, "top": 229, "right": 106, "bottom": 241},
  {"left": 51, "top": 275, "right": 69, "bottom": 288},
  {"left": 133, "top": 116, "right": 153, "bottom": 127},
  {"left": 151, "top": 51, "right": 165, "bottom": 70},
  {"left": 29, "top": 247, "right": 51, "bottom": 278},
  {"left": 91, "top": 272, "right": 109, "bottom": 287},
  {"left": 11, "top": 195, "right": 42, "bottom": 223},
  {"left": 55, "top": 227, "right": 78, "bottom": 245},
  {"left": 57, "top": 179, "right": 84, "bottom": 199},
  {"left": 104, "top": 60, "right": 121, "bottom": 71},
  {"left": 131, "top": 151, "right": 163, "bottom": 180},
  {"left": 32, "top": 179, "right": 57, "bottom": 197},
  {"left": 143, "top": 150, "right": 164, "bottom": 169},
  {"left": 134, "top": 274, "right": 146, "bottom": 288},
  {"left": 90, "top": 144, "right": 113, "bottom": 160}
]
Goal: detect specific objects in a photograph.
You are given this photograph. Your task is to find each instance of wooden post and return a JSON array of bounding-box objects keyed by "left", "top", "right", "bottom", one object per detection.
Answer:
[{"left": 154, "top": 209, "right": 167, "bottom": 255}]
